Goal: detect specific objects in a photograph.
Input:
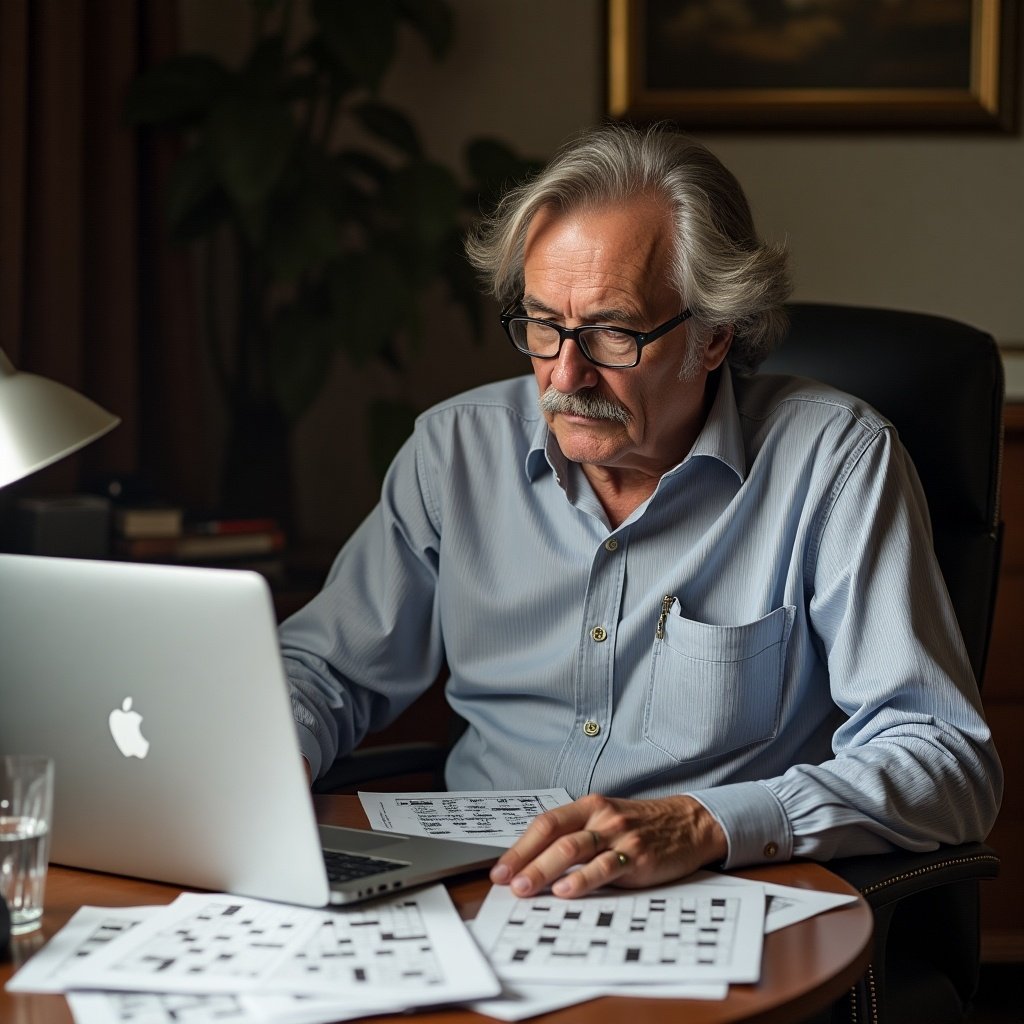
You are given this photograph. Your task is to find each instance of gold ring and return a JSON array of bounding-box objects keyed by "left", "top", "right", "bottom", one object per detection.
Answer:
[
  {"left": 614, "top": 851, "right": 629, "bottom": 868},
  {"left": 590, "top": 830, "right": 601, "bottom": 851}
]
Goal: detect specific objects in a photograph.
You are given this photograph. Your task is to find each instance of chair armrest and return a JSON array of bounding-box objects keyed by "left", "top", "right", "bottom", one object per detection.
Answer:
[
  {"left": 826, "top": 842, "right": 1000, "bottom": 909},
  {"left": 312, "top": 742, "right": 449, "bottom": 794},
  {"left": 822, "top": 843, "right": 1000, "bottom": 1023}
]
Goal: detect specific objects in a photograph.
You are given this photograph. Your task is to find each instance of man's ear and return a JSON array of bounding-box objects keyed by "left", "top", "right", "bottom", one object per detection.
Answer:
[{"left": 703, "top": 325, "right": 734, "bottom": 371}]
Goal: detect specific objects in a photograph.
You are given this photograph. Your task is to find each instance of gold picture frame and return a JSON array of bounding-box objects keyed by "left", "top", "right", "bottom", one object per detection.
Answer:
[{"left": 608, "top": 0, "right": 1019, "bottom": 131}]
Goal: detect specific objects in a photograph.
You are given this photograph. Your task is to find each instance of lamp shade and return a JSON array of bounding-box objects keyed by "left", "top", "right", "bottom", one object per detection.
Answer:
[{"left": 0, "top": 349, "right": 120, "bottom": 489}]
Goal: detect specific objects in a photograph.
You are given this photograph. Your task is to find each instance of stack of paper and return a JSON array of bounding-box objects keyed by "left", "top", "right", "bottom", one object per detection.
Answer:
[
  {"left": 6, "top": 789, "right": 856, "bottom": 1024},
  {"left": 8, "top": 886, "right": 498, "bottom": 1023},
  {"left": 360, "top": 789, "right": 855, "bottom": 1018}
]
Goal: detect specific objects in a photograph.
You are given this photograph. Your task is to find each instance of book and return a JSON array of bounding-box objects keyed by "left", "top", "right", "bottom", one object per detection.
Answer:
[
  {"left": 113, "top": 505, "right": 184, "bottom": 539},
  {"left": 188, "top": 516, "right": 281, "bottom": 536},
  {"left": 114, "top": 527, "right": 285, "bottom": 563},
  {"left": 177, "top": 529, "right": 285, "bottom": 560}
]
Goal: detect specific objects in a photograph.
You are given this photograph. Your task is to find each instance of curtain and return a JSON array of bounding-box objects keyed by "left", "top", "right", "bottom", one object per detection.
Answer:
[{"left": 0, "top": 0, "right": 208, "bottom": 507}]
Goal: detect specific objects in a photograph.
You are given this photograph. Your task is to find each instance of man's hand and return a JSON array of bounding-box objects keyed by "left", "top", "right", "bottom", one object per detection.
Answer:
[{"left": 489, "top": 794, "right": 728, "bottom": 899}]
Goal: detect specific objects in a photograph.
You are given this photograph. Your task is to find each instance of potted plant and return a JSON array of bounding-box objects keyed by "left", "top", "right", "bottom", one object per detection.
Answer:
[{"left": 126, "top": 0, "right": 536, "bottom": 525}]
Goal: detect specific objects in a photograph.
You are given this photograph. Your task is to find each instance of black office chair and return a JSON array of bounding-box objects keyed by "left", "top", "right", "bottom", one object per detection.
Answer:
[
  {"left": 317, "top": 302, "right": 1004, "bottom": 1024},
  {"left": 762, "top": 303, "right": 1003, "bottom": 1024}
]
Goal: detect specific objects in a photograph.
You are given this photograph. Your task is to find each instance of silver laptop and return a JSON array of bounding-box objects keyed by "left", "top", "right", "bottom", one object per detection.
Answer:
[{"left": 0, "top": 553, "right": 497, "bottom": 906}]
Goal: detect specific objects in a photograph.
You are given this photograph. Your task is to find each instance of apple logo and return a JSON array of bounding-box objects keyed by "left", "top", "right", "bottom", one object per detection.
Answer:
[{"left": 108, "top": 697, "right": 150, "bottom": 759}]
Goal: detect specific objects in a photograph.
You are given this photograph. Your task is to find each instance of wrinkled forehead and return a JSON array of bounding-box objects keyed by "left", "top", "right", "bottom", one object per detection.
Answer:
[{"left": 522, "top": 198, "right": 679, "bottom": 316}]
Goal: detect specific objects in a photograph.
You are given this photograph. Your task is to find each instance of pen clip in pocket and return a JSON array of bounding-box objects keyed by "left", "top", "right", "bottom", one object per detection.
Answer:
[{"left": 655, "top": 594, "right": 677, "bottom": 640}]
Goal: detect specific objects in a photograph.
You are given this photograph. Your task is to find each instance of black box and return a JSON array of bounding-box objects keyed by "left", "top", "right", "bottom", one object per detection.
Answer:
[{"left": 8, "top": 495, "right": 112, "bottom": 559}]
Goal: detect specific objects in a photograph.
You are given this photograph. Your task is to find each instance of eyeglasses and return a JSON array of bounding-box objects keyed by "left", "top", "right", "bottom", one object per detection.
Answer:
[{"left": 499, "top": 305, "right": 692, "bottom": 369}]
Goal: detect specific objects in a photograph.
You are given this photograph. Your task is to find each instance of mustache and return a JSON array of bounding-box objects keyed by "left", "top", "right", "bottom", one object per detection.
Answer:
[{"left": 538, "top": 387, "right": 631, "bottom": 425}]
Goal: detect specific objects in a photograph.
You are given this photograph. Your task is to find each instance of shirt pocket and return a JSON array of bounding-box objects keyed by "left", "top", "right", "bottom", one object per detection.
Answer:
[{"left": 643, "top": 602, "right": 794, "bottom": 764}]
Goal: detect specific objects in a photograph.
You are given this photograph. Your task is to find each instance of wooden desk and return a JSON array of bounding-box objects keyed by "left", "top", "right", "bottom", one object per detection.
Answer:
[{"left": 1, "top": 795, "right": 873, "bottom": 1024}]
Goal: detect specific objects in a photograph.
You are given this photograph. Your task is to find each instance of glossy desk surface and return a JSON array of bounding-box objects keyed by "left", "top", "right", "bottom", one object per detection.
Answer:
[{"left": 1, "top": 794, "right": 873, "bottom": 1024}]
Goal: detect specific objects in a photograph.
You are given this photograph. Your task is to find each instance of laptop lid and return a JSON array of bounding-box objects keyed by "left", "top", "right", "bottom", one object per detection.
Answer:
[{"left": 0, "top": 555, "right": 495, "bottom": 906}]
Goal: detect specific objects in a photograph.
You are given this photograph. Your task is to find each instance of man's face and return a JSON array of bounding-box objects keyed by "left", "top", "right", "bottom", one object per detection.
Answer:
[{"left": 521, "top": 198, "right": 729, "bottom": 478}]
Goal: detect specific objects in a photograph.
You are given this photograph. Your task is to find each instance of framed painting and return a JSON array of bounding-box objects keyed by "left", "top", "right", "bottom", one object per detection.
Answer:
[{"left": 607, "top": 0, "right": 1019, "bottom": 131}]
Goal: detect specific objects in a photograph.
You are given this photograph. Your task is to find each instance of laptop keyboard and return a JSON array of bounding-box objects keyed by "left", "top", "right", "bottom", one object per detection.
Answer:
[{"left": 323, "top": 849, "right": 408, "bottom": 884}]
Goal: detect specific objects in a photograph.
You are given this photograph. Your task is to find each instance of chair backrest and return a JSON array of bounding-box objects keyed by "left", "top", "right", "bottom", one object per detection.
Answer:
[{"left": 760, "top": 302, "right": 1004, "bottom": 685}]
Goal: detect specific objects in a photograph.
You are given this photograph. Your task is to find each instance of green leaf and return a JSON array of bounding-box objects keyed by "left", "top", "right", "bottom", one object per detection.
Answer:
[
  {"left": 241, "top": 33, "right": 286, "bottom": 91},
  {"left": 464, "top": 136, "right": 542, "bottom": 212},
  {"left": 231, "top": 198, "right": 269, "bottom": 248},
  {"left": 385, "top": 160, "right": 461, "bottom": 255},
  {"left": 299, "top": 36, "right": 358, "bottom": 100},
  {"left": 327, "top": 249, "right": 411, "bottom": 364},
  {"left": 124, "top": 54, "right": 229, "bottom": 125},
  {"left": 267, "top": 304, "right": 337, "bottom": 422},
  {"left": 165, "top": 145, "right": 231, "bottom": 242},
  {"left": 398, "top": 0, "right": 454, "bottom": 59},
  {"left": 279, "top": 70, "right": 320, "bottom": 104},
  {"left": 353, "top": 101, "right": 422, "bottom": 158},
  {"left": 313, "top": 0, "right": 399, "bottom": 90},
  {"left": 203, "top": 95, "right": 296, "bottom": 207},
  {"left": 336, "top": 148, "right": 393, "bottom": 193},
  {"left": 321, "top": 174, "right": 376, "bottom": 229},
  {"left": 368, "top": 397, "right": 419, "bottom": 480},
  {"left": 264, "top": 186, "right": 339, "bottom": 281}
]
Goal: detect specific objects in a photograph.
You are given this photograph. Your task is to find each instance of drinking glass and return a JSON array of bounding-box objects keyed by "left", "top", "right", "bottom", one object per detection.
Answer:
[{"left": 0, "top": 754, "right": 55, "bottom": 933}]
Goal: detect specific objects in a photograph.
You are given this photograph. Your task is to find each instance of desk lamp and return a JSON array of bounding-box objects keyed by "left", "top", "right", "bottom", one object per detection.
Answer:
[
  {"left": 0, "top": 349, "right": 120, "bottom": 489},
  {"left": 0, "top": 348, "right": 119, "bottom": 958}
]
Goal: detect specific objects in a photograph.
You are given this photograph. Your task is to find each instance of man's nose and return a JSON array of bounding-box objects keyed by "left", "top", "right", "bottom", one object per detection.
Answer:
[{"left": 550, "top": 337, "right": 599, "bottom": 393}]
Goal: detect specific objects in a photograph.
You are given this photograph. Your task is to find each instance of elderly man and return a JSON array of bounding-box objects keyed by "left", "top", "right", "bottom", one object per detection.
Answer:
[{"left": 281, "top": 124, "right": 1001, "bottom": 901}]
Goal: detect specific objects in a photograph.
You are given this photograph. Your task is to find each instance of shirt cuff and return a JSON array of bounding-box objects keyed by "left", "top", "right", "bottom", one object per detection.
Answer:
[
  {"left": 685, "top": 781, "right": 793, "bottom": 869},
  {"left": 295, "top": 723, "right": 323, "bottom": 782}
]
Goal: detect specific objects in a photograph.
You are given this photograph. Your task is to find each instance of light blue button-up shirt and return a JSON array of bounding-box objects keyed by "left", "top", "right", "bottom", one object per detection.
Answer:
[{"left": 281, "top": 366, "right": 1001, "bottom": 868}]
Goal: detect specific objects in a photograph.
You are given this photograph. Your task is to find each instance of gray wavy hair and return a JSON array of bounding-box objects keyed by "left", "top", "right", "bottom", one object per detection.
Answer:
[{"left": 465, "top": 122, "right": 792, "bottom": 374}]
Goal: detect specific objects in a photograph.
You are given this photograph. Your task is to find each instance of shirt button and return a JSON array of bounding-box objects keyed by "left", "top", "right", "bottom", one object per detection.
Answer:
[
  {"left": 583, "top": 720, "right": 601, "bottom": 737},
  {"left": 763, "top": 842, "right": 779, "bottom": 858},
  {"left": 590, "top": 626, "right": 608, "bottom": 642},
  {"left": 604, "top": 538, "right": 619, "bottom": 552}
]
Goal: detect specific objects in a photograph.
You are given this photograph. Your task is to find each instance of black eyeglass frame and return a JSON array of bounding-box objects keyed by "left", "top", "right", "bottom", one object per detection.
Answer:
[{"left": 499, "top": 305, "right": 693, "bottom": 369}]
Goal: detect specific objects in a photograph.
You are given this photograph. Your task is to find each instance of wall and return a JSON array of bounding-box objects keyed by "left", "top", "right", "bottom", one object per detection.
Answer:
[{"left": 182, "top": 0, "right": 1024, "bottom": 545}]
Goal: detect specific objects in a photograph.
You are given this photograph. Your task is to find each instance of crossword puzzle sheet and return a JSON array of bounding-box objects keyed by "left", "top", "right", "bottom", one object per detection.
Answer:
[
  {"left": 9, "top": 906, "right": 406, "bottom": 1024},
  {"left": 359, "top": 788, "right": 573, "bottom": 847},
  {"left": 473, "top": 880, "right": 765, "bottom": 984},
  {"left": 67, "top": 991, "right": 252, "bottom": 1024},
  {"left": 52, "top": 887, "right": 499, "bottom": 1006},
  {"left": 5, "top": 906, "right": 148, "bottom": 994},
  {"left": 67, "top": 989, "right": 386, "bottom": 1024}
]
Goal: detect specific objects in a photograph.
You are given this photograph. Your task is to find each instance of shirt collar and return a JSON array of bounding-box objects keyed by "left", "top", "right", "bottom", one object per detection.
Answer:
[
  {"left": 682, "top": 362, "right": 748, "bottom": 482},
  {"left": 525, "top": 415, "right": 561, "bottom": 482},
  {"left": 524, "top": 362, "right": 748, "bottom": 485}
]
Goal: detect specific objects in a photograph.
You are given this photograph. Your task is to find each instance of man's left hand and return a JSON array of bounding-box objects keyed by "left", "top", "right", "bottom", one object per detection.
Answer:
[{"left": 489, "top": 793, "right": 728, "bottom": 899}]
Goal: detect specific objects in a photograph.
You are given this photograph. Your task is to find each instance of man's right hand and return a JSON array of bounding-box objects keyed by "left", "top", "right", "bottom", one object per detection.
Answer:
[{"left": 489, "top": 793, "right": 728, "bottom": 900}]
